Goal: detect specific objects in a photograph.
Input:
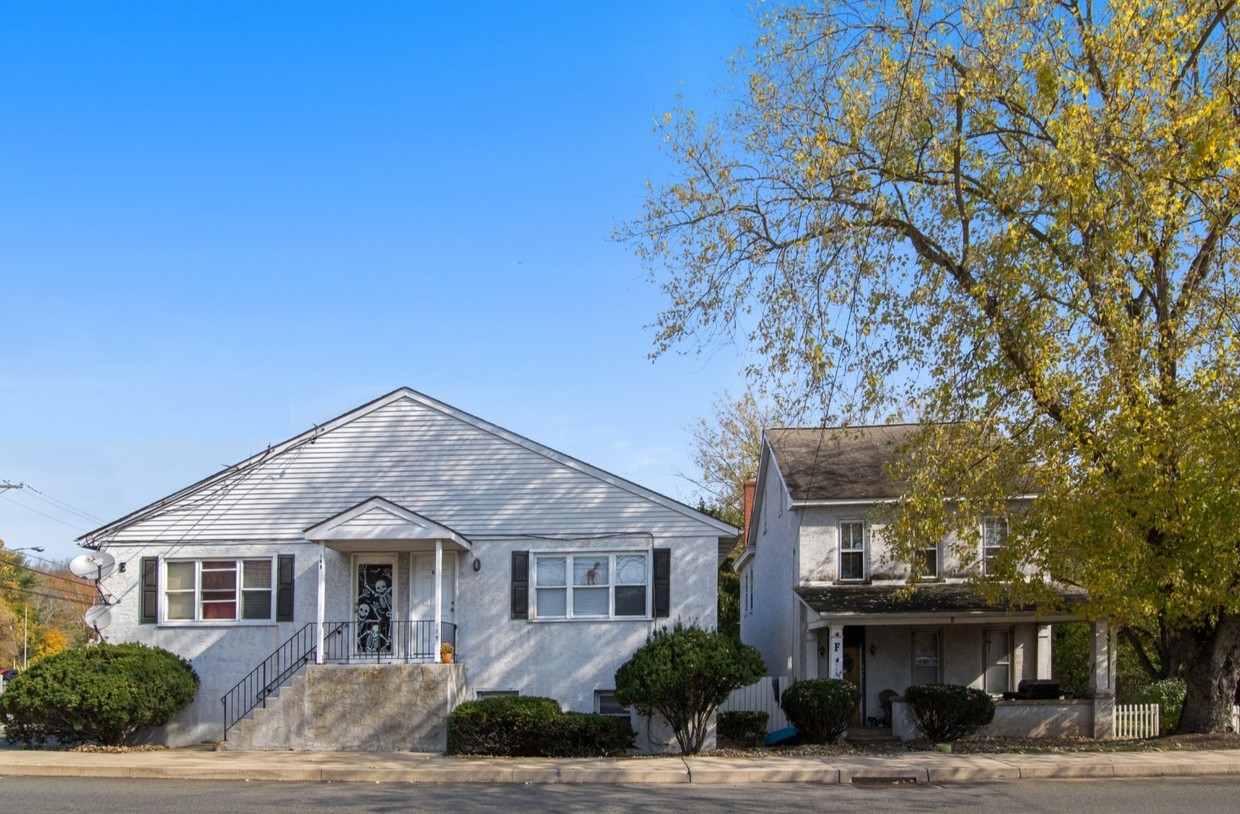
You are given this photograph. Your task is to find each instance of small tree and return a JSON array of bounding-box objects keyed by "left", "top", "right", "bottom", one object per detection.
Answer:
[
  {"left": 780, "top": 679, "right": 859, "bottom": 744},
  {"left": 0, "top": 642, "right": 199, "bottom": 747},
  {"left": 614, "top": 623, "right": 765, "bottom": 754}
]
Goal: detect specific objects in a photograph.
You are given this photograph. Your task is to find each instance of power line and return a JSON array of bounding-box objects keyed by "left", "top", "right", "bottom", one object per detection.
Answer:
[
  {"left": 20, "top": 484, "right": 103, "bottom": 524},
  {"left": 0, "top": 492, "right": 91, "bottom": 531},
  {"left": 1, "top": 559, "right": 95, "bottom": 589}
]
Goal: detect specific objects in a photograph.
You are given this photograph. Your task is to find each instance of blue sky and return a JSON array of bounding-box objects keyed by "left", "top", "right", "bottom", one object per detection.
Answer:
[{"left": 1, "top": 1, "right": 762, "bottom": 563}]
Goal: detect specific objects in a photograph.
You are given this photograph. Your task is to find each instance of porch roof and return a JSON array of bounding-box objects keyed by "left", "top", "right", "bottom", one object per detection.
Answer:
[
  {"left": 797, "top": 582, "right": 1087, "bottom": 626},
  {"left": 304, "top": 496, "right": 472, "bottom": 553}
]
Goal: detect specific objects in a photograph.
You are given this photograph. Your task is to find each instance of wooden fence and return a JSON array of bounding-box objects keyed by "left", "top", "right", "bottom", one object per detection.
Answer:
[
  {"left": 719, "top": 676, "right": 792, "bottom": 732},
  {"left": 1113, "top": 703, "right": 1160, "bottom": 739}
]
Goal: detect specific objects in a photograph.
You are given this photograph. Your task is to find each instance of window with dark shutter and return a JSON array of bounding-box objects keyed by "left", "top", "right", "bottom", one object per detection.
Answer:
[
  {"left": 653, "top": 548, "right": 670, "bottom": 618},
  {"left": 511, "top": 550, "right": 529, "bottom": 619},
  {"left": 276, "top": 554, "right": 295, "bottom": 622},
  {"left": 140, "top": 556, "right": 158, "bottom": 624}
]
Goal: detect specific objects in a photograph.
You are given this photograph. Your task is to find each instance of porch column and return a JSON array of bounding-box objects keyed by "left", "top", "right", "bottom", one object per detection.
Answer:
[
  {"left": 1036, "top": 624, "right": 1053, "bottom": 679},
  {"left": 316, "top": 541, "right": 326, "bottom": 665},
  {"left": 1089, "top": 621, "right": 1117, "bottom": 738},
  {"left": 804, "top": 628, "right": 819, "bottom": 680},
  {"left": 434, "top": 540, "right": 443, "bottom": 663},
  {"left": 827, "top": 625, "right": 845, "bottom": 680}
]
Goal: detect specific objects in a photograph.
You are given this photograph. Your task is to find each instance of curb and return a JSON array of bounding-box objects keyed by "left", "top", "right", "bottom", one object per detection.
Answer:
[{"left": 2, "top": 751, "right": 1240, "bottom": 785}]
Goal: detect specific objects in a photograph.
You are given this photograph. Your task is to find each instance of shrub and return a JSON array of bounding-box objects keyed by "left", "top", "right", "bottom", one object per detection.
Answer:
[
  {"left": 0, "top": 642, "right": 199, "bottom": 747},
  {"left": 717, "top": 710, "right": 768, "bottom": 747},
  {"left": 1132, "top": 678, "right": 1186, "bottom": 735},
  {"left": 446, "top": 696, "right": 635, "bottom": 756},
  {"left": 779, "top": 679, "right": 859, "bottom": 744},
  {"left": 614, "top": 623, "right": 766, "bottom": 755},
  {"left": 903, "top": 683, "right": 996, "bottom": 743}
]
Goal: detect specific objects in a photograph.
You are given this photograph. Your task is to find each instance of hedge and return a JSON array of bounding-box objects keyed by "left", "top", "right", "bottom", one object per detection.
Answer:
[{"left": 446, "top": 695, "right": 635, "bottom": 757}]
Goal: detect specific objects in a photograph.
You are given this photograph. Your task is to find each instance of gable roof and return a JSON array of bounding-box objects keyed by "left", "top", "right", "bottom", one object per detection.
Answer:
[
  {"left": 79, "top": 388, "right": 738, "bottom": 546},
  {"left": 765, "top": 424, "right": 921, "bottom": 503}
]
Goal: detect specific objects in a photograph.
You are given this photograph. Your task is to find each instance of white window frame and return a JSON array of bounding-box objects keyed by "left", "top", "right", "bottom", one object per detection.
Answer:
[
  {"left": 532, "top": 550, "right": 651, "bottom": 621},
  {"left": 982, "top": 517, "right": 1008, "bottom": 576},
  {"left": 984, "top": 626, "right": 1013, "bottom": 694},
  {"left": 839, "top": 521, "right": 867, "bottom": 581},
  {"left": 595, "top": 690, "right": 631, "bottom": 718},
  {"left": 161, "top": 557, "right": 278, "bottom": 625},
  {"left": 919, "top": 540, "right": 941, "bottom": 579},
  {"left": 911, "top": 628, "right": 941, "bottom": 685}
]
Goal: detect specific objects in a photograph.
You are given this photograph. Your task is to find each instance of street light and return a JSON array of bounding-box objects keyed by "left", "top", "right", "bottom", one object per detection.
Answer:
[{"left": 7, "top": 547, "right": 46, "bottom": 670}]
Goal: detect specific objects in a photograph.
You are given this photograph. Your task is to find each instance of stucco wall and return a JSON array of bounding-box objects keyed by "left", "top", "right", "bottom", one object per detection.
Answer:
[{"left": 98, "top": 533, "right": 717, "bottom": 749}]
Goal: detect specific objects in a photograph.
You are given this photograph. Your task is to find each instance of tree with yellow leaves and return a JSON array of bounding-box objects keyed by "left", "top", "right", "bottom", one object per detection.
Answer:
[{"left": 624, "top": 0, "right": 1240, "bottom": 732}]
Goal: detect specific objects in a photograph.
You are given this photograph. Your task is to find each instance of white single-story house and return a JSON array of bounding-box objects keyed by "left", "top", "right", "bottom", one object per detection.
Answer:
[
  {"left": 79, "top": 388, "right": 736, "bottom": 751},
  {"left": 736, "top": 425, "right": 1118, "bottom": 740}
]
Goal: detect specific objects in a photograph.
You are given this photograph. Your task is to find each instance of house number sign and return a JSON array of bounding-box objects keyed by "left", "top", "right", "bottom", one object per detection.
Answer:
[{"left": 829, "top": 627, "right": 845, "bottom": 680}]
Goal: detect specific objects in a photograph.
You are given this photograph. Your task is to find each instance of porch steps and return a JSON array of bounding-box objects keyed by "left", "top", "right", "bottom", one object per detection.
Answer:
[{"left": 222, "top": 662, "right": 468, "bottom": 752}]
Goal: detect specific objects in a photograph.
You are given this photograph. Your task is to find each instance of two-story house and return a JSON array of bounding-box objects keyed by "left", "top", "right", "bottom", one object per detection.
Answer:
[{"left": 737, "top": 424, "right": 1118, "bottom": 739}]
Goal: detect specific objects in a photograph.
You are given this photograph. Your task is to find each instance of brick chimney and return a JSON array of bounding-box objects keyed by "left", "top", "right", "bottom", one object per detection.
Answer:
[{"left": 742, "top": 478, "right": 757, "bottom": 548}]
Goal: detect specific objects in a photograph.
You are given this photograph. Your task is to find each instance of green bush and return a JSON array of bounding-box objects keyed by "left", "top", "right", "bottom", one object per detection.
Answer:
[
  {"left": 614, "top": 623, "right": 766, "bottom": 755},
  {"left": 1132, "top": 678, "right": 1186, "bottom": 735},
  {"left": 0, "top": 643, "right": 199, "bottom": 747},
  {"left": 779, "top": 679, "right": 859, "bottom": 744},
  {"left": 717, "top": 710, "right": 769, "bottom": 747},
  {"left": 446, "top": 696, "right": 635, "bottom": 756},
  {"left": 903, "top": 684, "right": 996, "bottom": 743}
]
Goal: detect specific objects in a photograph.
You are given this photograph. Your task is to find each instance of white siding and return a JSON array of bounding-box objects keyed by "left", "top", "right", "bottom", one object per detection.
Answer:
[{"left": 740, "top": 464, "right": 801, "bottom": 679}]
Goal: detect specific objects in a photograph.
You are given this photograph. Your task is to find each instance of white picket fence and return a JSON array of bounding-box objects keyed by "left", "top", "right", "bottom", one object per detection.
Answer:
[
  {"left": 1113, "top": 703, "right": 1160, "bottom": 739},
  {"left": 719, "top": 676, "right": 792, "bottom": 732},
  {"left": 1233, "top": 705, "right": 1240, "bottom": 732}
]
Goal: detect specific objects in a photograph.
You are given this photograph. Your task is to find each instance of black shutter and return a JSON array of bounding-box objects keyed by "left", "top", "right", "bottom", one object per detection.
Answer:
[
  {"left": 276, "top": 554, "right": 295, "bottom": 622},
  {"left": 511, "top": 550, "right": 530, "bottom": 619},
  {"left": 653, "top": 548, "right": 670, "bottom": 618},
  {"left": 140, "top": 556, "right": 158, "bottom": 624}
]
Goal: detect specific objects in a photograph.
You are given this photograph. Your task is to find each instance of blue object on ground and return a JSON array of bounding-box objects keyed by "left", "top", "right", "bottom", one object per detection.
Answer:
[{"left": 764, "top": 726, "right": 798, "bottom": 746}]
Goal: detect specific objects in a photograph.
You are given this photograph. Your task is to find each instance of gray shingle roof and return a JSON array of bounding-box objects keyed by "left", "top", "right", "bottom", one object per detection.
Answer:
[{"left": 765, "top": 425, "right": 921, "bottom": 502}]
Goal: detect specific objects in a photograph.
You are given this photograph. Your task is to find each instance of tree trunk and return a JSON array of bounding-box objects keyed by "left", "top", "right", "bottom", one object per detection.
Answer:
[{"left": 1173, "top": 613, "right": 1240, "bottom": 734}]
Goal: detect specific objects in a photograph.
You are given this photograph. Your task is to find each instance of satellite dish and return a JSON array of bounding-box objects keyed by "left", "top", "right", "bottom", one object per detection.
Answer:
[
  {"left": 84, "top": 604, "right": 113, "bottom": 630},
  {"left": 69, "top": 551, "right": 117, "bottom": 580}
]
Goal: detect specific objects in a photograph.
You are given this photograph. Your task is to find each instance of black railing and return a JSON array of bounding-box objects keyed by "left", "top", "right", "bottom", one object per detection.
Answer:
[
  {"left": 321, "top": 620, "right": 456, "bottom": 663},
  {"left": 222, "top": 621, "right": 458, "bottom": 738},
  {"left": 222, "top": 622, "right": 323, "bottom": 738}
]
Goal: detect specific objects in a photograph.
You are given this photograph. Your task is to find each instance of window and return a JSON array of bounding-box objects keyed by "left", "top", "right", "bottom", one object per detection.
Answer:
[
  {"left": 742, "top": 567, "right": 754, "bottom": 615},
  {"left": 163, "top": 558, "right": 275, "bottom": 623},
  {"left": 839, "top": 522, "right": 866, "bottom": 581},
  {"left": 595, "top": 690, "right": 630, "bottom": 718},
  {"left": 476, "top": 690, "right": 519, "bottom": 700},
  {"left": 912, "top": 629, "right": 940, "bottom": 685},
  {"left": 534, "top": 552, "right": 649, "bottom": 619},
  {"left": 918, "top": 542, "right": 940, "bottom": 579},
  {"left": 982, "top": 517, "right": 1008, "bottom": 576},
  {"left": 984, "top": 627, "right": 1012, "bottom": 694}
]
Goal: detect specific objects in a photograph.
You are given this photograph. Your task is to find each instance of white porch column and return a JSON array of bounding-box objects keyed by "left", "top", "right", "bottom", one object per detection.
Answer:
[
  {"left": 1089, "top": 621, "right": 1118, "bottom": 738},
  {"left": 804, "top": 628, "right": 820, "bottom": 680},
  {"left": 828, "top": 625, "right": 845, "bottom": 680},
  {"left": 1036, "top": 624, "right": 1053, "bottom": 679},
  {"left": 316, "top": 542, "right": 326, "bottom": 665},
  {"left": 434, "top": 540, "right": 443, "bottom": 663}
]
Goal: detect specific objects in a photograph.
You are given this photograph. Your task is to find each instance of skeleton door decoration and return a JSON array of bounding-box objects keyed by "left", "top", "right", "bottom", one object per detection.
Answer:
[{"left": 355, "top": 561, "right": 395, "bottom": 655}]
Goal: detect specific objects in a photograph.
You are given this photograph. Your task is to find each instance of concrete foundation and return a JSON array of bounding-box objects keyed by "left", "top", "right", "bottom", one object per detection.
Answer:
[{"left": 223, "top": 663, "right": 468, "bottom": 752}]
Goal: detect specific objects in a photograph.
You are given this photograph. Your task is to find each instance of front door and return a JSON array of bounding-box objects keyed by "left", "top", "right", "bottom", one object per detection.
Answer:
[
  {"left": 843, "top": 644, "right": 862, "bottom": 725},
  {"left": 411, "top": 553, "right": 456, "bottom": 659},
  {"left": 354, "top": 556, "right": 397, "bottom": 657}
]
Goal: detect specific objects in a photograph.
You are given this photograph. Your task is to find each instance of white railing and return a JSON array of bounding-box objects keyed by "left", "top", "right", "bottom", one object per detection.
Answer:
[
  {"left": 1113, "top": 703, "right": 1160, "bottom": 739},
  {"left": 1232, "top": 705, "right": 1239, "bottom": 733},
  {"left": 719, "top": 676, "right": 792, "bottom": 732}
]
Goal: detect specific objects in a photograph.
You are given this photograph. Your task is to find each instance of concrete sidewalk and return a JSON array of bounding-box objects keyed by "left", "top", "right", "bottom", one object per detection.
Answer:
[{"left": 3, "top": 747, "right": 1240, "bottom": 785}]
